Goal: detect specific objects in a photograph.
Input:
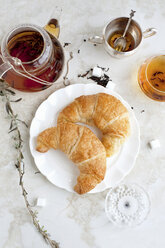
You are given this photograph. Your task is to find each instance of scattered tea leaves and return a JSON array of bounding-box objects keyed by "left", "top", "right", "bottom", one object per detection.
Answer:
[
  {"left": 63, "top": 42, "right": 71, "bottom": 47},
  {"left": 10, "top": 98, "right": 22, "bottom": 102},
  {"left": 78, "top": 69, "right": 92, "bottom": 78},
  {"left": 88, "top": 73, "right": 112, "bottom": 87},
  {"left": 35, "top": 171, "right": 41, "bottom": 174},
  {"left": 77, "top": 65, "right": 112, "bottom": 87},
  {"left": 97, "top": 65, "right": 110, "bottom": 72}
]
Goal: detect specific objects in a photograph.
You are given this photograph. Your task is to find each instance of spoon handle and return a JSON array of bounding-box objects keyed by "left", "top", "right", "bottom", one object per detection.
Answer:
[{"left": 123, "top": 10, "right": 136, "bottom": 37}]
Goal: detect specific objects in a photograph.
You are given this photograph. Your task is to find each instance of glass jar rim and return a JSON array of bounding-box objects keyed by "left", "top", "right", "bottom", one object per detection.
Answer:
[
  {"left": 1, "top": 23, "right": 52, "bottom": 66},
  {"left": 145, "top": 55, "right": 165, "bottom": 94}
]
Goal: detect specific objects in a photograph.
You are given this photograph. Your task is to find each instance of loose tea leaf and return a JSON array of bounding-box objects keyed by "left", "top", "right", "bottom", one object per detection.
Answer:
[
  {"left": 10, "top": 98, "right": 22, "bottom": 102},
  {"left": 97, "top": 65, "right": 110, "bottom": 72},
  {"left": 153, "top": 71, "right": 163, "bottom": 76},
  {"left": 63, "top": 42, "right": 71, "bottom": 47},
  {"left": 78, "top": 69, "right": 92, "bottom": 78}
]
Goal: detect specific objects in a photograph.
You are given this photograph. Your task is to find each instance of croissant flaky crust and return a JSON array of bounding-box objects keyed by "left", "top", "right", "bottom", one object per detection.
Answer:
[
  {"left": 58, "top": 93, "right": 130, "bottom": 157},
  {"left": 36, "top": 123, "right": 106, "bottom": 194}
]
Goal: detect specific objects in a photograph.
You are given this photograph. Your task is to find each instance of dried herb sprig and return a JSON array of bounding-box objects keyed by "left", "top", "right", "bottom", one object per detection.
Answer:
[{"left": 0, "top": 79, "right": 59, "bottom": 248}]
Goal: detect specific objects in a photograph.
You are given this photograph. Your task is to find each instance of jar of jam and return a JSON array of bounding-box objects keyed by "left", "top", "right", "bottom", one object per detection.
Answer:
[{"left": 0, "top": 19, "right": 64, "bottom": 92}]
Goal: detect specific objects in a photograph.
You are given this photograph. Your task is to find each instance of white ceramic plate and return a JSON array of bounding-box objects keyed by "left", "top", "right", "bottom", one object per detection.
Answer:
[{"left": 29, "top": 83, "right": 140, "bottom": 193}]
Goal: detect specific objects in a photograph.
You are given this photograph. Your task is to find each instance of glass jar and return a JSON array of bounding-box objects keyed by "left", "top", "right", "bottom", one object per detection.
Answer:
[
  {"left": 0, "top": 20, "right": 64, "bottom": 92},
  {"left": 138, "top": 55, "right": 165, "bottom": 101}
]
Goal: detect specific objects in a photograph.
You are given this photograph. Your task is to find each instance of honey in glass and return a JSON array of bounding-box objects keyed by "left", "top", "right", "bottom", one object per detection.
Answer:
[
  {"left": 108, "top": 31, "right": 135, "bottom": 52},
  {"left": 138, "top": 55, "right": 165, "bottom": 101}
]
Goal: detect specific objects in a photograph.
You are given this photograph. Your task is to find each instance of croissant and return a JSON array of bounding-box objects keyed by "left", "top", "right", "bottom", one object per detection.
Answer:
[
  {"left": 36, "top": 123, "right": 106, "bottom": 194},
  {"left": 58, "top": 93, "right": 130, "bottom": 157}
]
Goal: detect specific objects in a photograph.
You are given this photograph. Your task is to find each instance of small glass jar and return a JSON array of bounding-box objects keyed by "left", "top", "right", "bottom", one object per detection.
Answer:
[
  {"left": 138, "top": 55, "right": 165, "bottom": 101},
  {"left": 0, "top": 21, "right": 64, "bottom": 92}
]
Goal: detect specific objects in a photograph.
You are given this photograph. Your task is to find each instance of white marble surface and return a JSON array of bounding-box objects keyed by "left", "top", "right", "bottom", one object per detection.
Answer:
[{"left": 0, "top": 0, "right": 165, "bottom": 248}]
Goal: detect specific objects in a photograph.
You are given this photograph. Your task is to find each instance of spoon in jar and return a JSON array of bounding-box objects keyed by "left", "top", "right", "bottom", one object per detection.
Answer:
[{"left": 114, "top": 10, "right": 136, "bottom": 52}]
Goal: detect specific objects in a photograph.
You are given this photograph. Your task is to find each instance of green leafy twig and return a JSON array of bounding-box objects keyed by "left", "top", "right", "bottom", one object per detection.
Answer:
[{"left": 0, "top": 79, "right": 59, "bottom": 248}]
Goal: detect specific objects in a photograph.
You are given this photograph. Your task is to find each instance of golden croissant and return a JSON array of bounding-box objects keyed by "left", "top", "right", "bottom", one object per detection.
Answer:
[
  {"left": 58, "top": 93, "right": 130, "bottom": 157},
  {"left": 36, "top": 123, "right": 106, "bottom": 194}
]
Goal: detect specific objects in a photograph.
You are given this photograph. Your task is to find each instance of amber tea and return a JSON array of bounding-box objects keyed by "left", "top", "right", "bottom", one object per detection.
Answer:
[{"left": 138, "top": 55, "right": 165, "bottom": 101}]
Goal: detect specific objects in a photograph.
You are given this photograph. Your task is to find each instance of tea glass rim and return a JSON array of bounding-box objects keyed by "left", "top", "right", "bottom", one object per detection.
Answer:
[
  {"left": 105, "top": 183, "right": 151, "bottom": 227},
  {"left": 145, "top": 54, "right": 165, "bottom": 94},
  {"left": 103, "top": 17, "right": 142, "bottom": 55},
  {"left": 1, "top": 23, "right": 53, "bottom": 66}
]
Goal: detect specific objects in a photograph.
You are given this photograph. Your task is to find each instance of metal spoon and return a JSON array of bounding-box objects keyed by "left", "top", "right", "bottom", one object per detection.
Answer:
[{"left": 114, "top": 10, "right": 136, "bottom": 52}]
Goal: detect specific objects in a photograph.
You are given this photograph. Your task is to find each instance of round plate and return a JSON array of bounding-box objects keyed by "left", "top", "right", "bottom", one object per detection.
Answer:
[{"left": 29, "top": 83, "right": 140, "bottom": 193}]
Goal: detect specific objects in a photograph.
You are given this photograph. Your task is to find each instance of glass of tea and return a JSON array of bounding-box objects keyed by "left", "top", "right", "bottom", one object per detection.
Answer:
[
  {"left": 138, "top": 55, "right": 165, "bottom": 101},
  {"left": 0, "top": 19, "right": 64, "bottom": 92}
]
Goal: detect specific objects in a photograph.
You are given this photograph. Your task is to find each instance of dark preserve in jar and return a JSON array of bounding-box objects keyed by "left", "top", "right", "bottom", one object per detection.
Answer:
[{"left": 0, "top": 23, "right": 64, "bottom": 92}]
